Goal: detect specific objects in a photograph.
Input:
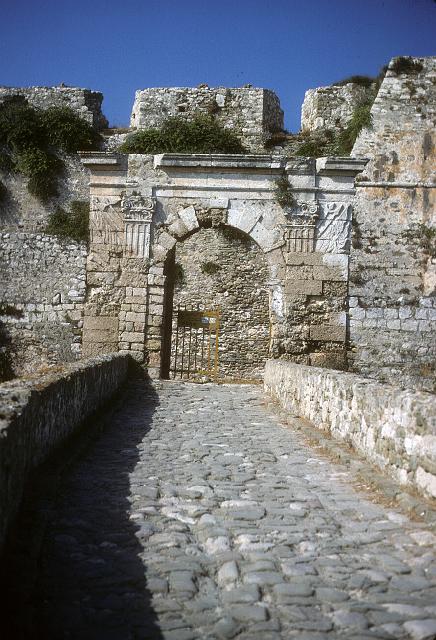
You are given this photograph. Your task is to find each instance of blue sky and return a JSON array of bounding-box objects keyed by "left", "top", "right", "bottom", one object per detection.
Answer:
[{"left": 1, "top": 0, "right": 435, "bottom": 131}]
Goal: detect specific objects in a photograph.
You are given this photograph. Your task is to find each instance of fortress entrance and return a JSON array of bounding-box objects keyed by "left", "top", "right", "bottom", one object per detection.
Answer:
[
  {"left": 160, "top": 225, "right": 270, "bottom": 382},
  {"left": 169, "top": 305, "right": 220, "bottom": 380}
]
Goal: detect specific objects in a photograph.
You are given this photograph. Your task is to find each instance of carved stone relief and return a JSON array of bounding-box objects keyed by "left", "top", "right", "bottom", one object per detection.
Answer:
[
  {"left": 121, "top": 195, "right": 156, "bottom": 258},
  {"left": 90, "top": 206, "right": 124, "bottom": 249},
  {"left": 315, "top": 202, "right": 351, "bottom": 253},
  {"left": 283, "top": 201, "right": 319, "bottom": 253}
]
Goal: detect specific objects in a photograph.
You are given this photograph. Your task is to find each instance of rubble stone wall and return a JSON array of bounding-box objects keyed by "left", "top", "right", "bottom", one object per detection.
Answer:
[
  {"left": 171, "top": 227, "right": 270, "bottom": 380},
  {"left": 301, "top": 82, "right": 374, "bottom": 132},
  {"left": 350, "top": 57, "right": 436, "bottom": 392},
  {"left": 0, "top": 232, "right": 86, "bottom": 376},
  {"left": 130, "top": 87, "right": 284, "bottom": 152},
  {"left": 0, "top": 353, "right": 129, "bottom": 554},
  {"left": 265, "top": 359, "right": 436, "bottom": 500}
]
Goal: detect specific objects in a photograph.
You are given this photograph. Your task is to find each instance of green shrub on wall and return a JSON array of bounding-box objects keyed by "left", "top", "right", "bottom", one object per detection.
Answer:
[
  {"left": 15, "top": 148, "right": 62, "bottom": 200},
  {"left": 333, "top": 100, "right": 373, "bottom": 155},
  {"left": 119, "top": 115, "right": 246, "bottom": 154},
  {"left": 0, "top": 96, "right": 101, "bottom": 201},
  {"left": 42, "top": 106, "right": 101, "bottom": 153},
  {"left": 45, "top": 200, "right": 90, "bottom": 243}
]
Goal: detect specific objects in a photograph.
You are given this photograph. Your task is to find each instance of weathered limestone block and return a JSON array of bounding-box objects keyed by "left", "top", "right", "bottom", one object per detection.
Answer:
[
  {"left": 309, "top": 325, "right": 346, "bottom": 342},
  {"left": 315, "top": 202, "right": 351, "bottom": 253},
  {"left": 285, "top": 280, "right": 323, "bottom": 295},
  {"left": 178, "top": 205, "right": 199, "bottom": 232}
]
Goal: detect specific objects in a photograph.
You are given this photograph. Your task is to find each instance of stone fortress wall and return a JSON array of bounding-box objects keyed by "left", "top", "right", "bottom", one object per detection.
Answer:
[
  {"left": 0, "top": 86, "right": 108, "bottom": 129},
  {"left": 0, "top": 232, "right": 86, "bottom": 373},
  {"left": 350, "top": 56, "right": 436, "bottom": 391},
  {"left": 0, "top": 58, "right": 435, "bottom": 391},
  {"left": 0, "top": 87, "right": 106, "bottom": 372},
  {"left": 301, "top": 82, "right": 374, "bottom": 132},
  {"left": 130, "top": 86, "right": 284, "bottom": 152}
]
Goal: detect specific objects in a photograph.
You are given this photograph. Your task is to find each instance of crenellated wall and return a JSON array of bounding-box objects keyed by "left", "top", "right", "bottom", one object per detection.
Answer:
[
  {"left": 301, "top": 82, "right": 374, "bottom": 132},
  {"left": 0, "top": 85, "right": 108, "bottom": 129}
]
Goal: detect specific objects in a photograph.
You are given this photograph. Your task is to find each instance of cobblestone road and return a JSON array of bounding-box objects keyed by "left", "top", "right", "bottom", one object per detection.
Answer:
[{"left": 24, "top": 381, "right": 436, "bottom": 639}]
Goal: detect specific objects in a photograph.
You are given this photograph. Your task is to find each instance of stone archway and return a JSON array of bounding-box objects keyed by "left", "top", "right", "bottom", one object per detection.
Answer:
[
  {"left": 80, "top": 152, "right": 366, "bottom": 380},
  {"left": 161, "top": 224, "right": 271, "bottom": 381},
  {"left": 144, "top": 202, "right": 283, "bottom": 380}
]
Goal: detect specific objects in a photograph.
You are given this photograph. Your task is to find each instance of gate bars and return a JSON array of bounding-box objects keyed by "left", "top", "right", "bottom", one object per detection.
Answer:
[{"left": 170, "top": 304, "right": 220, "bottom": 380}]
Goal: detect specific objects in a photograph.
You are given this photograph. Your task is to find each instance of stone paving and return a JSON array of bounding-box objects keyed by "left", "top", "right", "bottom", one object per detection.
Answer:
[{"left": 25, "top": 381, "right": 436, "bottom": 639}]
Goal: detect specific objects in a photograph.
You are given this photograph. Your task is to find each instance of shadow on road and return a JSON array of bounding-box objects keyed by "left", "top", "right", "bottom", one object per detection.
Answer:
[{"left": 1, "top": 375, "right": 164, "bottom": 640}]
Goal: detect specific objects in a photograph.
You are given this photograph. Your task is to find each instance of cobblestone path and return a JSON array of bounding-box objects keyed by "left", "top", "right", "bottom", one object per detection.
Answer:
[{"left": 25, "top": 382, "right": 436, "bottom": 639}]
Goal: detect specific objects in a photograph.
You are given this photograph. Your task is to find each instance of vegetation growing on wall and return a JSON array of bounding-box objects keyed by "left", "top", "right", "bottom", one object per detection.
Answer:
[
  {"left": 45, "top": 201, "right": 90, "bottom": 243},
  {"left": 391, "top": 57, "right": 423, "bottom": 75},
  {"left": 274, "top": 176, "right": 295, "bottom": 208},
  {"left": 200, "top": 261, "right": 221, "bottom": 275},
  {"left": 0, "top": 96, "right": 100, "bottom": 201},
  {"left": 333, "top": 75, "right": 376, "bottom": 88},
  {"left": 402, "top": 224, "right": 436, "bottom": 259},
  {"left": 333, "top": 99, "right": 374, "bottom": 155},
  {"left": 119, "top": 115, "right": 246, "bottom": 154}
]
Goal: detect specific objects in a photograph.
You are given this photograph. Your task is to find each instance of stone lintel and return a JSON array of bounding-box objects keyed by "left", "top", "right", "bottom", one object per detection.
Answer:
[
  {"left": 316, "top": 157, "right": 369, "bottom": 177},
  {"left": 154, "top": 153, "right": 285, "bottom": 171},
  {"left": 80, "top": 152, "right": 123, "bottom": 168}
]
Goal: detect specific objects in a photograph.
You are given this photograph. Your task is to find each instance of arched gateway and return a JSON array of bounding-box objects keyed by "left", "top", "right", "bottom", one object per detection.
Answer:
[{"left": 81, "top": 153, "right": 366, "bottom": 379}]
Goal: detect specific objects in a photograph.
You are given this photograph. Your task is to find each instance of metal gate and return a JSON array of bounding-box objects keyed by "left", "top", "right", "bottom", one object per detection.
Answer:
[{"left": 169, "top": 304, "right": 220, "bottom": 380}]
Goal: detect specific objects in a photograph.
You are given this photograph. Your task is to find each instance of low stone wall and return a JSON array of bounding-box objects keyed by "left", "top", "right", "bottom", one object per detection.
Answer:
[
  {"left": 0, "top": 353, "right": 130, "bottom": 554},
  {"left": 264, "top": 359, "right": 436, "bottom": 501}
]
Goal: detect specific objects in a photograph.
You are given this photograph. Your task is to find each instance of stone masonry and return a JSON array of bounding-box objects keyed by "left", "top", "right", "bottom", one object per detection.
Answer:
[
  {"left": 130, "top": 87, "right": 284, "bottom": 152},
  {"left": 5, "top": 380, "right": 436, "bottom": 639},
  {"left": 301, "top": 82, "right": 374, "bottom": 132},
  {"left": 350, "top": 57, "right": 436, "bottom": 392},
  {"left": 80, "top": 152, "right": 365, "bottom": 379},
  {"left": 0, "top": 231, "right": 87, "bottom": 374},
  {"left": 1, "top": 57, "right": 435, "bottom": 391},
  {"left": 0, "top": 85, "right": 108, "bottom": 129},
  {"left": 171, "top": 227, "right": 270, "bottom": 380}
]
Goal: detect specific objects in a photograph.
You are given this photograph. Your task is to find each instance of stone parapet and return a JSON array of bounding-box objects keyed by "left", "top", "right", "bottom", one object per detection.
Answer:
[
  {"left": 130, "top": 87, "right": 284, "bottom": 153},
  {"left": 301, "top": 82, "right": 374, "bottom": 132},
  {"left": 0, "top": 353, "right": 130, "bottom": 555},
  {"left": 0, "top": 85, "right": 108, "bottom": 129},
  {"left": 265, "top": 359, "right": 436, "bottom": 501}
]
